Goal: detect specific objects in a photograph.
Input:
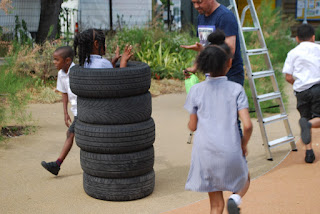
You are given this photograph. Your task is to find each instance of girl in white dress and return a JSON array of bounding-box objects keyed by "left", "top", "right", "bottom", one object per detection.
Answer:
[{"left": 184, "top": 30, "right": 252, "bottom": 214}]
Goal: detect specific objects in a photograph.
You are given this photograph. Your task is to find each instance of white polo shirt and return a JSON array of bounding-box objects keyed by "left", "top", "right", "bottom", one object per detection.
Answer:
[
  {"left": 84, "top": 55, "right": 113, "bottom": 69},
  {"left": 282, "top": 41, "right": 320, "bottom": 92},
  {"left": 56, "top": 62, "right": 77, "bottom": 116}
]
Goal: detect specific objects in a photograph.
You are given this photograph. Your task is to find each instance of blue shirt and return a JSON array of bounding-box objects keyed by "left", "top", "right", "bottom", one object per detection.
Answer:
[{"left": 198, "top": 5, "right": 244, "bottom": 85}]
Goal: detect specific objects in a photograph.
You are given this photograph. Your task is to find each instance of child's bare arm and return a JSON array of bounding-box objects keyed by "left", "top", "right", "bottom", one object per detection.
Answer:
[
  {"left": 188, "top": 114, "right": 198, "bottom": 132},
  {"left": 120, "top": 45, "right": 133, "bottom": 68},
  {"left": 285, "top": 74, "right": 295, "bottom": 85},
  {"left": 62, "top": 93, "right": 71, "bottom": 127},
  {"left": 111, "top": 46, "right": 121, "bottom": 68},
  {"left": 238, "top": 108, "right": 253, "bottom": 156}
]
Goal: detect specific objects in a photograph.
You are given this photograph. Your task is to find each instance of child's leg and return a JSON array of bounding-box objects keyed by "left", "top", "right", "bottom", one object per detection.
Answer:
[
  {"left": 41, "top": 117, "right": 77, "bottom": 175},
  {"left": 309, "top": 117, "right": 320, "bottom": 128},
  {"left": 208, "top": 191, "right": 224, "bottom": 214},
  {"left": 57, "top": 131, "right": 75, "bottom": 163},
  {"left": 227, "top": 174, "right": 250, "bottom": 214}
]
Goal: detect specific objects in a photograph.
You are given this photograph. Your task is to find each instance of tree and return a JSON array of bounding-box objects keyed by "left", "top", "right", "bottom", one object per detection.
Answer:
[{"left": 36, "top": 0, "right": 63, "bottom": 44}]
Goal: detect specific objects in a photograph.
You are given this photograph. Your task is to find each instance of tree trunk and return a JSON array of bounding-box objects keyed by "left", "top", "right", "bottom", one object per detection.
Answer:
[{"left": 36, "top": 0, "right": 63, "bottom": 44}]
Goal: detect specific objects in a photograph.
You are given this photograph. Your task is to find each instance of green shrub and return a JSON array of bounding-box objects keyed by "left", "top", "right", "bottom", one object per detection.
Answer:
[
  {"left": 0, "top": 44, "right": 33, "bottom": 131},
  {"left": 106, "top": 27, "right": 198, "bottom": 80}
]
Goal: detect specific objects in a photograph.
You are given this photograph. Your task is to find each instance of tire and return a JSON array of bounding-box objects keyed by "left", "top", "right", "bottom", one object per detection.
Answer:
[
  {"left": 83, "top": 170, "right": 155, "bottom": 201},
  {"left": 69, "top": 61, "right": 151, "bottom": 98},
  {"left": 80, "top": 146, "right": 154, "bottom": 178},
  {"left": 77, "top": 92, "right": 151, "bottom": 125},
  {"left": 75, "top": 118, "right": 155, "bottom": 154}
]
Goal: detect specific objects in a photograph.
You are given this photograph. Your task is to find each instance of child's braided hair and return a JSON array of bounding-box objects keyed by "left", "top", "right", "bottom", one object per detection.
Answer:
[{"left": 74, "top": 28, "right": 106, "bottom": 66}]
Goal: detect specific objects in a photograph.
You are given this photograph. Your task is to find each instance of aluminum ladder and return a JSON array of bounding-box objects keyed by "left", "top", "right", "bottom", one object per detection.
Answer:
[{"left": 228, "top": 0, "right": 297, "bottom": 160}]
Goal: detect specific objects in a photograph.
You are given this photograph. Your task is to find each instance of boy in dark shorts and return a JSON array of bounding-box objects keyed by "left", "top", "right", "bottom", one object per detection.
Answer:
[
  {"left": 283, "top": 24, "right": 320, "bottom": 163},
  {"left": 41, "top": 46, "right": 77, "bottom": 175}
]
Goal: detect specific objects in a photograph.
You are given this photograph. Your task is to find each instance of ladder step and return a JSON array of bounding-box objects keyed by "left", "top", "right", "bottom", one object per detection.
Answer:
[
  {"left": 268, "top": 136, "right": 295, "bottom": 148},
  {"left": 263, "top": 114, "right": 288, "bottom": 124},
  {"left": 247, "top": 48, "right": 268, "bottom": 56},
  {"left": 257, "top": 92, "right": 281, "bottom": 102},
  {"left": 242, "top": 27, "right": 259, "bottom": 32},
  {"left": 252, "top": 70, "right": 274, "bottom": 79}
]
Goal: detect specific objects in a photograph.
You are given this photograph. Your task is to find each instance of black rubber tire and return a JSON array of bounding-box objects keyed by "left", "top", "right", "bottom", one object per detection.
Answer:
[
  {"left": 83, "top": 170, "right": 155, "bottom": 201},
  {"left": 80, "top": 146, "right": 154, "bottom": 178},
  {"left": 69, "top": 61, "right": 151, "bottom": 98},
  {"left": 75, "top": 118, "right": 155, "bottom": 154},
  {"left": 77, "top": 92, "right": 152, "bottom": 125}
]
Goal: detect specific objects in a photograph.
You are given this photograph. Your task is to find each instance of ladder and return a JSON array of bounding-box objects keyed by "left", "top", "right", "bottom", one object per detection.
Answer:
[{"left": 228, "top": 0, "right": 297, "bottom": 160}]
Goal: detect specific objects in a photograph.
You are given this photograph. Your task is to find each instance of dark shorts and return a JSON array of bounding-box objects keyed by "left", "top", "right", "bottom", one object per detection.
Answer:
[
  {"left": 295, "top": 84, "right": 320, "bottom": 120},
  {"left": 68, "top": 116, "right": 78, "bottom": 133}
]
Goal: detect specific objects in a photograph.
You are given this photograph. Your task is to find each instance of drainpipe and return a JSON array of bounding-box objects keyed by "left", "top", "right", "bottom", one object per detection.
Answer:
[
  {"left": 167, "top": 0, "right": 171, "bottom": 31},
  {"left": 109, "top": 0, "right": 113, "bottom": 30}
]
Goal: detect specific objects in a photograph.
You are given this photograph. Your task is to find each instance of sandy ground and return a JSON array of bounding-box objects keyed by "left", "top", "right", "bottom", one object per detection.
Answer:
[{"left": 0, "top": 90, "right": 300, "bottom": 214}]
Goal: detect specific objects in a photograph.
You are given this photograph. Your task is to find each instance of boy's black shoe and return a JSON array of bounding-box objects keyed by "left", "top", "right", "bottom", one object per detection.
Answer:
[
  {"left": 227, "top": 198, "right": 240, "bottom": 214},
  {"left": 305, "top": 149, "right": 315, "bottom": 164},
  {"left": 299, "top": 117, "right": 311, "bottom": 144},
  {"left": 41, "top": 161, "right": 60, "bottom": 175}
]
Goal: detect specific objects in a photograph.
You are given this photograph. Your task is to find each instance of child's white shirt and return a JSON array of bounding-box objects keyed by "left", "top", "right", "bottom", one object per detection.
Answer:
[
  {"left": 56, "top": 62, "right": 77, "bottom": 116},
  {"left": 282, "top": 41, "right": 320, "bottom": 92},
  {"left": 84, "top": 54, "right": 113, "bottom": 69}
]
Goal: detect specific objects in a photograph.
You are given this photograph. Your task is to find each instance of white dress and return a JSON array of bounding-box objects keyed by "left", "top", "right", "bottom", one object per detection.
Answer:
[{"left": 184, "top": 76, "right": 249, "bottom": 193}]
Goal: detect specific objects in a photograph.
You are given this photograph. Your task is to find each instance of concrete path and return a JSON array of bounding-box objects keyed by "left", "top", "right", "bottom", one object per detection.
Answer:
[{"left": 0, "top": 89, "right": 305, "bottom": 214}]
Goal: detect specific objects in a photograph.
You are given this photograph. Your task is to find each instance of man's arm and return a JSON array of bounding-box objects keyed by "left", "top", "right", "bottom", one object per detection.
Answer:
[{"left": 225, "top": 35, "right": 236, "bottom": 55}]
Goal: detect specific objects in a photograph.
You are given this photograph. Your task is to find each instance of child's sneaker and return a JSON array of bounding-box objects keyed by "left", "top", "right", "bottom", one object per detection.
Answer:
[
  {"left": 227, "top": 198, "right": 240, "bottom": 214},
  {"left": 41, "top": 161, "right": 60, "bottom": 175},
  {"left": 305, "top": 149, "right": 315, "bottom": 163},
  {"left": 299, "top": 117, "right": 311, "bottom": 144}
]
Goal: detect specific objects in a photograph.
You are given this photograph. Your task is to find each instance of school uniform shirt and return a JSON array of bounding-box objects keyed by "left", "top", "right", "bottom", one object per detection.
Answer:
[
  {"left": 84, "top": 54, "right": 113, "bottom": 69},
  {"left": 56, "top": 62, "right": 77, "bottom": 116},
  {"left": 282, "top": 41, "right": 320, "bottom": 92},
  {"left": 184, "top": 76, "right": 249, "bottom": 193}
]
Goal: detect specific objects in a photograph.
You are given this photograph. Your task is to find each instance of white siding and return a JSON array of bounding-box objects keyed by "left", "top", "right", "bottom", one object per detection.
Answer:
[
  {"left": 76, "top": 0, "right": 152, "bottom": 30},
  {"left": 0, "top": 0, "right": 41, "bottom": 33},
  {"left": 79, "top": 0, "right": 110, "bottom": 30},
  {"left": 112, "top": 0, "right": 152, "bottom": 29}
]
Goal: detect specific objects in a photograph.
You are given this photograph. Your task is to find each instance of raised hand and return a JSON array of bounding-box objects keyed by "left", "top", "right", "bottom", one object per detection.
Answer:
[{"left": 120, "top": 44, "right": 133, "bottom": 68}]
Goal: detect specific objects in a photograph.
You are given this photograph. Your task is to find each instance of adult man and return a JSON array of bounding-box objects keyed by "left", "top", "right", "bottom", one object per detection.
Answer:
[{"left": 182, "top": 0, "right": 244, "bottom": 86}]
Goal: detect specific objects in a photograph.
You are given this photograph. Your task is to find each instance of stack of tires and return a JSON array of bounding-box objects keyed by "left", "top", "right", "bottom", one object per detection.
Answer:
[{"left": 69, "top": 61, "right": 155, "bottom": 201}]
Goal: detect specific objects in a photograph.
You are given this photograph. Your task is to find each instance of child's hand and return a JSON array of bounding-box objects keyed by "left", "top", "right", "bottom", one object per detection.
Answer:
[
  {"left": 64, "top": 113, "right": 72, "bottom": 127},
  {"left": 241, "top": 144, "right": 248, "bottom": 157},
  {"left": 120, "top": 44, "right": 133, "bottom": 68},
  {"left": 111, "top": 45, "right": 122, "bottom": 67}
]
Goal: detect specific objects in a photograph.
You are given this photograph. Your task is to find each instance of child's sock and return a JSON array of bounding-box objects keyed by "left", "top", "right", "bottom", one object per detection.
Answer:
[
  {"left": 229, "top": 194, "right": 242, "bottom": 206},
  {"left": 56, "top": 159, "right": 63, "bottom": 166}
]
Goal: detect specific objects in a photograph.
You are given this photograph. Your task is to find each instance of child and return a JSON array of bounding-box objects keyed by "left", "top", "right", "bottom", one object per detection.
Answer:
[
  {"left": 41, "top": 29, "right": 133, "bottom": 176},
  {"left": 41, "top": 46, "right": 77, "bottom": 175},
  {"left": 184, "top": 30, "right": 252, "bottom": 214},
  {"left": 73, "top": 28, "right": 133, "bottom": 69},
  {"left": 282, "top": 24, "right": 320, "bottom": 164}
]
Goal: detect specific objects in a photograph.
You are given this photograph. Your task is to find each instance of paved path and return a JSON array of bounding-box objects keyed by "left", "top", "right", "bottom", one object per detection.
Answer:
[{"left": 0, "top": 89, "right": 311, "bottom": 214}]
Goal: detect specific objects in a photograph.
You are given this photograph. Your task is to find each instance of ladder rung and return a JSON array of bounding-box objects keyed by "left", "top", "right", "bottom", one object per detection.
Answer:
[
  {"left": 257, "top": 92, "right": 281, "bottom": 102},
  {"left": 263, "top": 114, "right": 288, "bottom": 124},
  {"left": 252, "top": 70, "right": 274, "bottom": 79},
  {"left": 247, "top": 48, "right": 268, "bottom": 56},
  {"left": 242, "top": 27, "right": 259, "bottom": 32},
  {"left": 268, "top": 136, "right": 295, "bottom": 148}
]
